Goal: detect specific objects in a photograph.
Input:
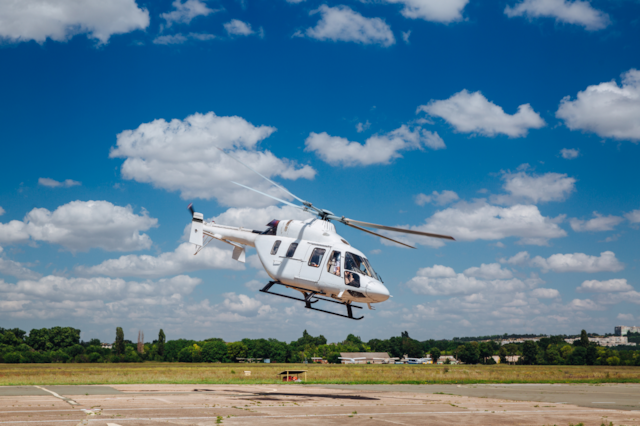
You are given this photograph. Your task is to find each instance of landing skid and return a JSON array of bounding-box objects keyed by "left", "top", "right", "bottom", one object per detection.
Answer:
[{"left": 260, "top": 281, "right": 364, "bottom": 320}]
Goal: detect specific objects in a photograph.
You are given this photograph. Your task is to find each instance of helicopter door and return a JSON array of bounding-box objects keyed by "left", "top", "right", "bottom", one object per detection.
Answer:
[{"left": 296, "top": 246, "right": 326, "bottom": 283}]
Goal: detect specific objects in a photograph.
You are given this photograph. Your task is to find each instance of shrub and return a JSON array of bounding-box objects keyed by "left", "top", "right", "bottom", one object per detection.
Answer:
[
  {"left": 74, "top": 354, "right": 89, "bottom": 363},
  {"left": 88, "top": 352, "right": 102, "bottom": 363},
  {"left": 4, "top": 352, "right": 21, "bottom": 363},
  {"left": 178, "top": 347, "right": 192, "bottom": 363},
  {"left": 50, "top": 350, "right": 70, "bottom": 363},
  {"left": 124, "top": 351, "right": 141, "bottom": 363}
]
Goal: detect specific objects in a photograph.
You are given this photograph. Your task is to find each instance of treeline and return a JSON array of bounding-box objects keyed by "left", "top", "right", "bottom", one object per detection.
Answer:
[{"left": 1, "top": 327, "right": 639, "bottom": 366}]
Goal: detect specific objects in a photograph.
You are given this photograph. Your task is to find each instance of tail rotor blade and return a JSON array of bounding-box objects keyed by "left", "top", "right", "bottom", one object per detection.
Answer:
[{"left": 187, "top": 203, "right": 195, "bottom": 217}]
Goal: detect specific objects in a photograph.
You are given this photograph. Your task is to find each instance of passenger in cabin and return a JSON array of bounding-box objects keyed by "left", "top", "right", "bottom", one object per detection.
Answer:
[
  {"left": 344, "top": 271, "right": 360, "bottom": 288},
  {"left": 327, "top": 251, "right": 341, "bottom": 276}
]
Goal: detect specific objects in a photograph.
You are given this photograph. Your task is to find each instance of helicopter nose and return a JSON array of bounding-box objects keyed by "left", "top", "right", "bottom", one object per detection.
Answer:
[{"left": 367, "top": 281, "right": 390, "bottom": 302}]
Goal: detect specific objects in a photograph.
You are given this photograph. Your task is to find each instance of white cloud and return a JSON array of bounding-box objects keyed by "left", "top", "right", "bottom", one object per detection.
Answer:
[
  {"left": 402, "top": 30, "right": 411, "bottom": 43},
  {"left": 110, "top": 112, "right": 315, "bottom": 207},
  {"left": 626, "top": 209, "right": 640, "bottom": 224},
  {"left": 406, "top": 264, "right": 525, "bottom": 295},
  {"left": 0, "top": 258, "right": 41, "bottom": 280},
  {"left": 556, "top": 69, "right": 640, "bottom": 142},
  {"left": 76, "top": 242, "right": 243, "bottom": 279},
  {"left": 570, "top": 212, "right": 624, "bottom": 232},
  {"left": 491, "top": 168, "right": 576, "bottom": 204},
  {"left": 0, "top": 200, "right": 157, "bottom": 252},
  {"left": 38, "top": 178, "right": 81, "bottom": 188},
  {"left": 222, "top": 292, "right": 267, "bottom": 314},
  {"left": 161, "top": 0, "right": 217, "bottom": 27},
  {"left": 500, "top": 251, "right": 530, "bottom": 265},
  {"left": 153, "top": 33, "right": 215, "bottom": 44},
  {"left": 382, "top": 0, "right": 469, "bottom": 23},
  {"left": 0, "top": 207, "right": 4, "bottom": 216},
  {"left": 418, "top": 90, "right": 545, "bottom": 138},
  {"left": 463, "top": 263, "right": 513, "bottom": 280},
  {"left": 577, "top": 279, "right": 633, "bottom": 293},
  {"left": 531, "top": 251, "right": 624, "bottom": 273},
  {"left": 401, "top": 201, "right": 566, "bottom": 247},
  {"left": 505, "top": 0, "right": 610, "bottom": 31},
  {"left": 356, "top": 121, "right": 371, "bottom": 133},
  {"left": 300, "top": 5, "right": 395, "bottom": 47},
  {"left": 530, "top": 288, "right": 560, "bottom": 298},
  {"left": 414, "top": 190, "right": 459, "bottom": 206},
  {"left": 617, "top": 313, "right": 635, "bottom": 322},
  {"left": 560, "top": 148, "right": 579, "bottom": 159},
  {"left": 0, "top": 0, "right": 149, "bottom": 44},
  {"left": 224, "top": 19, "right": 254, "bottom": 36},
  {"left": 568, "top": 298, "right": 602, "bottom": 311},
  {"left": 210, "top": 206, "right": 314, "bottom": 230},
  {"left": 305, "top": 125, "right": 444, "bottom": 167}
]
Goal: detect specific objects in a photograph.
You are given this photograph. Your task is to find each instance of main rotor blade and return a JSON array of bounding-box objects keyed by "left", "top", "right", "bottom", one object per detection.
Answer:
[
  {"left": 219, "top": 148, "right": 313, "bottom": 208},
  {"left": 344, "top": 218, "right": 455, "bottom": 241},
  {"left": 344, "top": 222, "right": 416, "bottom": 249},
  {"left": 230, "top": 181, "right": 307, "bottom": 211}
]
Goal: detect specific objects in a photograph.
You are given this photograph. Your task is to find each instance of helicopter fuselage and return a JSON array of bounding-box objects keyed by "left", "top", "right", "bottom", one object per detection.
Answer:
[{"left": 190, "top": 216, "right": 390, "bottom": 306}]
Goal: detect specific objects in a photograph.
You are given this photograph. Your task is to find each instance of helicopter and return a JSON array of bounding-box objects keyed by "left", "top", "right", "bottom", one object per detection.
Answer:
[{"left": 187, "top": 149, "right": 455, "bottom": 320}]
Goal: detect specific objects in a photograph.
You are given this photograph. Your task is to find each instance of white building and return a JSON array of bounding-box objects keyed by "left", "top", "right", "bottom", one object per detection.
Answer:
[
  {"left": 564, "top": 336, "right": 635, "bottom": 347},
  {"left": 615, "top": 326, "right": 640, "bottom": 336}
]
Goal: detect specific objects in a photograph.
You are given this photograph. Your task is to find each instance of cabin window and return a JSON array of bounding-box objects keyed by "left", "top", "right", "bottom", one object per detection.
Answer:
[
  {"left": 285, "top": 243, "right": 298, "bottom": 258},
  {"left": 345, "top": 252, "right": 377, "bottom": 278},
  {"left": 308, "top": 248, "right": 326, "bottom": 268},
  {"left": 270, "top": 240, "right": 281, "bottom": 255},
  {"left": 348, "top": 290, "right": 366, "bottom": 298},
  {"left": 344, "top": 271, "right": 361, "bottom": 288},
  {"left": 327, "top": 251, "right": 341, "bottom": 276}
]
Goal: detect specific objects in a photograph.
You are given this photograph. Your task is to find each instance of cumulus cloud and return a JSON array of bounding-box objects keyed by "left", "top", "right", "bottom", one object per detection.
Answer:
[
  {"left": 570, "top": 212, "right": 624, "bottom": 232},
  {"left": 153, "top": 33, "right": 215, "bottom": 44},
  {"left": 0, "top": 200, "right": 157, "bottom": 252},
  {"left": 568, "top": 298, "right": 602, "bottom": 311},
  {"left": 505, "top": 0, "right": 610, "bottom": 31},
  {"left": 76, "top": 242, "right": 244, "bottom": 278},
  {"left": 418, "top": 90, "right": 545, "bottom": 138},
  {"left": 531, "top": 251, "right": 623, "bottom": 273},
  {"left": 0, "top": 207, "right": 4, "bottom": 216},
  {"left": 356, "top": 121, "right": 371, "bottom": 133},
  {"left": 305, "top": 125, "right": 444, "bottom": 167},
  {"left": 491, "top": 168, "right": 576, "bottom": 204},
  {"left": 0, "top": 0, "right": 149, "bottom": 44},
  {"left": 560, "top": 148, "right": 579, "bottom": 159},
  {"left": 415, "top": 190, "right": 459, "bottom": 206},
  {"left": 626, "top": 209, "right": 640, "bottom": 224},
  {"left": 530, "top": 288, "right": 560, "bottom": 298},
  {"left": 500, "top": 251, "right": 530, "bottom": 265},
  {"left": 0, "top": 258, "right": 41, "bottom": 280},
  {"left": 224, "top": 20, "right": 255, "bottom": 36},
  {"left": 556, "top": 69, "right": 640, "bottom": 142},
  {"left": 463, "top": 263, "right": 513, "bottom": 280},
  {"left": 161, "top": 0, "right": 217, "bottom": 27},
  {"left": 406, "top": 264, "right": 526, "bottom": 295},
  {"left": 399, "top": 201, "right": 566, "bottom": 247},
  {"left": 382, "top": 0, "right": 469, "bottom": 23},
  {"left": 618, "top": 313, "right": 635, "bottom": 322},
  {"left": 110, "top": 112, "right": 315, "bottom": 207},
  {"left": 299, "top": 5, "right": 395, "bottom": 47},
  {"left": 38, "top": 178, "right": 81, "bottom": 188},
  {"left": 577, "top": 279, "right": 633, "bottom": 293}
]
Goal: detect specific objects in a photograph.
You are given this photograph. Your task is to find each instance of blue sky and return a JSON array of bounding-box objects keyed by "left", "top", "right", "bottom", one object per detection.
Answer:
[{"left": 0, "top": 0, "right": 639, "bottom": 343}]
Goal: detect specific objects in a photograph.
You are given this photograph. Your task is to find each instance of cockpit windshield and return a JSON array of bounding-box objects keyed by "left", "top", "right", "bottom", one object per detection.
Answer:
[{"left": 345, "top": 252, "right": 379, "bottom": 280}]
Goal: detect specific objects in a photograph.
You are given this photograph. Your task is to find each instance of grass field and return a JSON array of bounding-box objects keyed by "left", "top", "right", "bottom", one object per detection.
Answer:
[{"left": 0, "top": 363, "right": 639, "bottom": 386}]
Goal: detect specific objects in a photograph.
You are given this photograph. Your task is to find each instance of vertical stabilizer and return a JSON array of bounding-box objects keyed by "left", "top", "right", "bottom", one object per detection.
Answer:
[{"left": 189, "top": 212, "right": 204, "bottom": 246}]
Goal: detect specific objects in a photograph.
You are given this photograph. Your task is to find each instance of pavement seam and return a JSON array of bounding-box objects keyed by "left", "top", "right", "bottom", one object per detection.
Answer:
[{"left": 33, "top": 386, "right": 79, "bottom": 406}]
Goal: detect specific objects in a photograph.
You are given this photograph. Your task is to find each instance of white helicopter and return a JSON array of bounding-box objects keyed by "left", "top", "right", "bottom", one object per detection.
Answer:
[{"left": 187, "top": 150, "right": 454, "bottom": 320}]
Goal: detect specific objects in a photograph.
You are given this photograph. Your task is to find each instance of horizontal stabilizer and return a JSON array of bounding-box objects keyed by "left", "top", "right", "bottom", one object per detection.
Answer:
[{"left": 232, "top": 245, "right": 246, "bottom": 263}]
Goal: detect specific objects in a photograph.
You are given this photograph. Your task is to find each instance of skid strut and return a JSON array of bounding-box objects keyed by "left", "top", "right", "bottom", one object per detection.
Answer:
[{"left": 260, "top": 281, "right": 364, "bottom": 320}]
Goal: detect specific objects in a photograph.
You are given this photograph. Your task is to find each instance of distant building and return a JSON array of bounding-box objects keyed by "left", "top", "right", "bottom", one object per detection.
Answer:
[
  {"left": 615, "top": 326, "right": 640, "bottom": 336},
  {"left": 500, "top": 338, "right": 541, "bottom": 346},
  {"left": 311, "top": 357, "right": 328, "bottom": 364},
  {"left": 101, "top": 343, "right": 112, "bottom": 349},
  {"left": 339, "top": 352, "right": 391, "bottom": 364},
  {"left": 564, "top": 336, "right": 635, "bottom": 347}
]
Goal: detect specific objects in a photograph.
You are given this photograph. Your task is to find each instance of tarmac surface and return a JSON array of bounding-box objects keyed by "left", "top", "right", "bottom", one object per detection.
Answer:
[{"left": 0, "top": 383, "right": 638, "bottom": 425}]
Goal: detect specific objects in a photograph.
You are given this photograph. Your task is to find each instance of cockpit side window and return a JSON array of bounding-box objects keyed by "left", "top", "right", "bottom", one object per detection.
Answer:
[
  {"left": 344, "top": 271, "right": 361, "bottom": 288},
  {"left": 285, "top": 243, "right": 298, "bottom": 258},
  {"left": 327, "top": 251, "right": 341, "bottom": 276},
  {"left": 308, "top": 248, "right": 326, "bottom": 268},
  {"left": 345, "top": 252, "right": 375, "bottom": 278},
  {"left": 270, "top": 240, "right": 281, "bottom": 255}
]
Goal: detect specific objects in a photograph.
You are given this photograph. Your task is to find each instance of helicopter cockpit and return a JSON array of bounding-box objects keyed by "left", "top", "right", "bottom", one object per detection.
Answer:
[
  {"left": 261, "top": 219, "right": 279, "bottom": 236},
  {"left": 345, "top": 252, "right": 382, "bottom": 282}
]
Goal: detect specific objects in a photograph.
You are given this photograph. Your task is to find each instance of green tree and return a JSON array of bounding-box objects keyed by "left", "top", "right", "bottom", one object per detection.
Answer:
[
  {"left": 1, "top": 331, "right": 22, "bottom": 347},
  {"left": 158, "top": 329, "right": 165, "bottom": 356},
  {"left": 498, "top": 346, "right": 507, "bottom": 364},
  {"left": 430, "top": 347, "right": 441, "bottom": 363},
  {"left": 226, "top": 342, "right": 248, "bottom": 361},
  {"left": 579, "top": 330, "right": 590, "bottom": 348},
  {"left": 479, "top": 342, "right": 494, "bottom": 364},
  {"left": 115, "top": 327, "right": 125, "bottom": 356},
  {"left": 586, "top": 345, "right": 598, "bottom": 365},
  {"left": 178, "top": 347, "right": 192, "bottom": 362},
  {"left": 569, "top": 346, "right": 587, "bottom": 365},
  {"left": 522, "top": 341, "right": 539, "bottom": 365},
  {"left": 202, "top": 340, "right": 229, "bottom": 363}
]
